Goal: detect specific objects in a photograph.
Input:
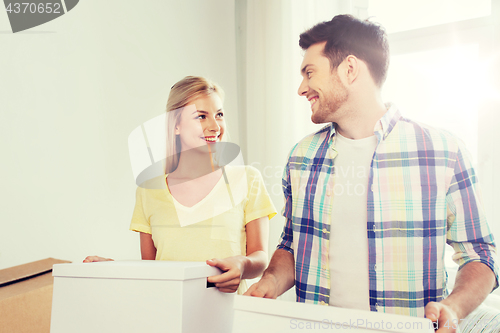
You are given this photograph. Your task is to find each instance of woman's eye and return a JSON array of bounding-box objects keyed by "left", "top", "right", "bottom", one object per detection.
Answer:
[{"left": 196, "top": 114, "right": 206, "bottom": 120}]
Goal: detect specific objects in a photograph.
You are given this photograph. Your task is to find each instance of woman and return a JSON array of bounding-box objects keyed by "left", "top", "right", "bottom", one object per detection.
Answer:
[{"left": 85, "top": 76, "right": 276, "bottom": 294}]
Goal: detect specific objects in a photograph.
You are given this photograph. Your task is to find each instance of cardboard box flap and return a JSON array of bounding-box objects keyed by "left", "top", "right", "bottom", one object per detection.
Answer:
[{"left": 0, "top": 258, "right": 70, "bottom": 287}]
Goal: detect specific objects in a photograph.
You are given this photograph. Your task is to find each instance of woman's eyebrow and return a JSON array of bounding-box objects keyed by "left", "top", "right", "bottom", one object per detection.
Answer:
[
  {"left": 192, "top": 110, "right": 208, "bottom": 114},
  {"left": 192, "top": 109, "right": 223, "bottom": 114}
]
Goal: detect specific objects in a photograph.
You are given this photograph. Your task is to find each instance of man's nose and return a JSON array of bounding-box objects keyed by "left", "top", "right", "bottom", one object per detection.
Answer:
[{"left": 298, "top": 78, "right": 309, "bottom": 96}]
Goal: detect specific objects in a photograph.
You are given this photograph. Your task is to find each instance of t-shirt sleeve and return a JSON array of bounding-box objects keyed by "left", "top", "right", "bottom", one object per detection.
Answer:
[
  {"left": 129, "top": 186, "right": 152, "bottom": 234},
  {"left": 244, "top": 166, "right": 277, "bottom": 224}
]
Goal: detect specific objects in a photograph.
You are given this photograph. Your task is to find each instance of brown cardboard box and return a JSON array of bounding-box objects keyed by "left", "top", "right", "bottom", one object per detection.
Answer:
[{"left": 0, "top": 258, "right": 71, "bottom": 333}]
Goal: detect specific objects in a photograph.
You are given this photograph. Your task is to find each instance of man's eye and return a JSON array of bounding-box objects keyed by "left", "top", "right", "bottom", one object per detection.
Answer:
[
  {"left": 307, "top": 71, "right": 312, "bottom": 78},
  {"left": 217, "top": 112, "right": 224, "bottom": 118}
]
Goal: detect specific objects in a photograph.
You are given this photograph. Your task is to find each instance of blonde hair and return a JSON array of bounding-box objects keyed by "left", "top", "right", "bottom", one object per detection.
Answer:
[{"left": 165, "top": 76, "right": 225, "bottom": 173}]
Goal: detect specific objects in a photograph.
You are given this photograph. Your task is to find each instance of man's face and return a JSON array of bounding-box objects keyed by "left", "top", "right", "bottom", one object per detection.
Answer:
[{"left": 298, "top": 42, "right": 348, "bottom": 124}]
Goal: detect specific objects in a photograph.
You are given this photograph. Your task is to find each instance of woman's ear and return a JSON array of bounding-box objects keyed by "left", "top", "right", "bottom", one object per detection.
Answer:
[{"left": 175, "top": 125, "right": 180, "bottom": 135}]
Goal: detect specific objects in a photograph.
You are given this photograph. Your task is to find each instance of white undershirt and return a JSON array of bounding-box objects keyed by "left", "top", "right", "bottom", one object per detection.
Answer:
[{"left": 329, "top": 132, "right": 377, "bottom": 310}]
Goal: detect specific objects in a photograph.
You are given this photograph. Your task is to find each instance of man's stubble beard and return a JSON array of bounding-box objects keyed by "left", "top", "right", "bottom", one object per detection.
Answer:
[{"left": 311, "top": 80, "right": 349, "bottom": 124}]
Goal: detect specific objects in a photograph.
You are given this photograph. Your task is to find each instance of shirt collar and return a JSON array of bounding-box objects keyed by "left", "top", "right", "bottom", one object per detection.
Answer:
[
  {"left": 328, "top": 103, "right": 401, "bottom": 145},
  {"left": 376, "top": 102, "right": 401, "bottom": 141}
]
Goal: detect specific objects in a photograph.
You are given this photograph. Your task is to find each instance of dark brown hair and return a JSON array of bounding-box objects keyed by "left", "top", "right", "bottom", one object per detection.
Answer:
[{"left": 299, "top": 15, "right": 389, "bottom": 87}]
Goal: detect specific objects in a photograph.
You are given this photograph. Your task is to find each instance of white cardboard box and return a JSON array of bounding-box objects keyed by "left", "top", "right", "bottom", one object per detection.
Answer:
[
  {"left": 232, "top": 296, "right": 435, "bottom": 333},
  {"left": 50, "top": 261, "right": 234, "bottom": 333}
]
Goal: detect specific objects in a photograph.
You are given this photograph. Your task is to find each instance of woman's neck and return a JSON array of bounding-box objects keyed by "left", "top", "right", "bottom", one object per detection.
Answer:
[{"left": 170, "top": 147, "right": 219, "bottom": 180}]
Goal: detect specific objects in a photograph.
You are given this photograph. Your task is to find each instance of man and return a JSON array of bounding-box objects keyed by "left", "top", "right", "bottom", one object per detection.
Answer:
[{"left": 245, "top": 14, "right": 498, "bottom": 332}]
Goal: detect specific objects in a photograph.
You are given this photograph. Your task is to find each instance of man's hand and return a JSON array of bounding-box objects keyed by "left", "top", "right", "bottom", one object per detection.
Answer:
[
  {"left": 425, "top": 261, "right": 497, "bottom": 332},
  {"left": 244, "top": 274, "right": 280, "bottom": 298},
  {"left": 206, "top": 257, "right": 244, "bottom": 293},
  {"left": 425, "top": 301, "right": 459, "bottom": 333},
  {"left": 243, "top": 249, "right": 295, "bottom": 298}
]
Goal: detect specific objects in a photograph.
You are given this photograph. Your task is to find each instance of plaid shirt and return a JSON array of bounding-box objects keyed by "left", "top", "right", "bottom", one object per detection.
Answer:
[{"left": 277, "top": 104, "right": 498, "bottom": 316}]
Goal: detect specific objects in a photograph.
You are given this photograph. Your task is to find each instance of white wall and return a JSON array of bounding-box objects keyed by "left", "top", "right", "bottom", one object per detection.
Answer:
[
  {"left": 0, "top": 0, "right": 238, "bottom": 269},
  {"left": 236, "top": 0, "right": 345, "bottom": 257},
  {"left": 2, "top": 0, "right": 499, "bottom": 280}
]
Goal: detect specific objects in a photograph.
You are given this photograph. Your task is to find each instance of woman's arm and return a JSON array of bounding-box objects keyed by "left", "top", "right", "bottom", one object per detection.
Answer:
[
  {"left": 206, "top": 216, "right": 269, "bottom": 292},
  {"left": 241, "top": 215, "right": 269, "bottom": 278},
  {"left": 140, "top": 232, "right": 157, "bottom": 260},
  {"left": 83, "top": 232, "right": 155, "bottom": 262}
]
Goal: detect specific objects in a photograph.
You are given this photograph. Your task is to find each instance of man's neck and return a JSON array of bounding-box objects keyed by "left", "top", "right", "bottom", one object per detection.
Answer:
[{"left": 335, "top": 95, "right": 387, "bottom": 140}]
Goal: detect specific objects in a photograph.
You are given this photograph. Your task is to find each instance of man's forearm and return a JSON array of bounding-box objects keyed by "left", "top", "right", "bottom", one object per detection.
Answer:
[
  {"left": 263, "top": 249, "right": 296, "bottom": 297},
  {"left": 441, "top": 261, "right": 496, "bottom": 319}
]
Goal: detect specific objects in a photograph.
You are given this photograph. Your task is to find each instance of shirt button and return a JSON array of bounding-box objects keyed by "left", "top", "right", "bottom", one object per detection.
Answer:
[
  {"left": 322, "top": 265, "right": 327, "bottom": 270},
  {"left": 320, "top": 301, "right": 327, "bottom": 306},
  {"left": 374, "top": 264, "right": 377, "bottom": 271},
  {"left": 375, "top": 303, "right": 379, "bottom": 311},
  {"left": 322, "top": 228, "right": 327, "bottom": 233}
]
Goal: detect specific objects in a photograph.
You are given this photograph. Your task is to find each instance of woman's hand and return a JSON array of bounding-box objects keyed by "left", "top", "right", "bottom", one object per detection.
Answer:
[
  {"left": 83, "top": 256, "right": 114, "bottom": 263},
  {"left": 206, "top": 257, "right": 244, "bottom": 293}
]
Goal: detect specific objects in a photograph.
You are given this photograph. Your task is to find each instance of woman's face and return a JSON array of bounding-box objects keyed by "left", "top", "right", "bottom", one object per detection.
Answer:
[{"left": 175, "top": 93, "right": 225, "bottom": 151}]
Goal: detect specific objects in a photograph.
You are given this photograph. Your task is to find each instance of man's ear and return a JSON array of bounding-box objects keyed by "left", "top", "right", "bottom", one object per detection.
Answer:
[
  {"left": 175, "top": 125, "right": 180, "bottom": 135},
  {"left": 344, "top": 55, "right": 360, "bottom": 85}
]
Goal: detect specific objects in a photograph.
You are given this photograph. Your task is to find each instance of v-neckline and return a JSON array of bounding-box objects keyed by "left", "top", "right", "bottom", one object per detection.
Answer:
[{"left": 164, "top": 171, "right": 225, "bottom": 210}]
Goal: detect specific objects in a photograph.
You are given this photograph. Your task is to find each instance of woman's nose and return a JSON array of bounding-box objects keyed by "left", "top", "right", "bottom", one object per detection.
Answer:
[{"left": 206, "top": 116, "right": 220, "bottom": 132}]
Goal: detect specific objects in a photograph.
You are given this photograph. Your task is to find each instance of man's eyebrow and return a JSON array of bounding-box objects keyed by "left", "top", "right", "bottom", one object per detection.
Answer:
[{"left": 301, "top": 64, "right": 312, "bottom": 74}]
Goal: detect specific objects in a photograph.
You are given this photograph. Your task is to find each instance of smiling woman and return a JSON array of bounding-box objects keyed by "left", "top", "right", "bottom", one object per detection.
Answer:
[
  {"left": 84, "top": 76, "right": 277, "bottom": 295},
  {"left": 165, "top": 76, "right": 227, "bottom": 173}
]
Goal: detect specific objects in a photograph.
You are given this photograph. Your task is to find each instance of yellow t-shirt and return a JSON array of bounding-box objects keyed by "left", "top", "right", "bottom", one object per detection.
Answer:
[{"left": 129, "top": 165, "right": 277, "bottom": 293}]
